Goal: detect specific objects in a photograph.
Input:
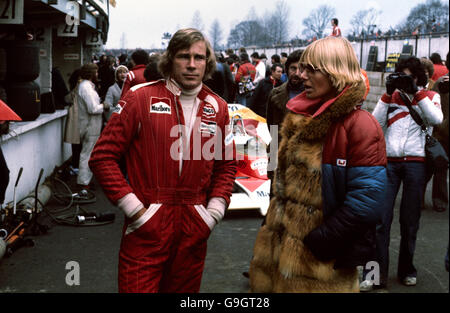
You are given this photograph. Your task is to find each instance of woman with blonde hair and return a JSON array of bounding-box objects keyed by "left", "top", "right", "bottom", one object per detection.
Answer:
[{"left": 249, "top": 36, "right": 387, "bottom": 293}]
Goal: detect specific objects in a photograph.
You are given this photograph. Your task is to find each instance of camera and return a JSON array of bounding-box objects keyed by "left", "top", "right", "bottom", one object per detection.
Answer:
[
  {"left": 438, "top": 80, "right": 449, "bottom": 94},
  {"left": 386, "top": 72, "right": 417, "bottom": 94}
]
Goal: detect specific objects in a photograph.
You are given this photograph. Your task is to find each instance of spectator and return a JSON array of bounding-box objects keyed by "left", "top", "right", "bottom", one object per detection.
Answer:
[
  {"left": 265, "top": 49, "right": 305, "bottom": 183},
  {"left": 118, "top": 53, "right": 128, "bottom": 66},
  {"left": 420, "top": 57, "right": 436, "bottom": 90},
  {"left": 280, "top": 52, "right": 288, "bottom": 66},
  {"left": 98, "top": 55, "right": 116, "bottom": 102},
  {"left": 227, "top": 54, "right": 240, "bottom": 102},
  {"left": 89, "top": 28, "right": 236, "bottom": 293},
  {"left": 235, "top": 52, "right": 256, "bottom": 106},
  {"left": 429, "top": 52, "right": 449, "bottom": 212},
  {"left": 267, "top": 54, "right": 281, "bottom": 77},
  {"left": 204, "top": 53, "right": 234, "bottom": 102},
  {"left": 239, "top": 47, "right": 247, "bottom": 55},
  {"left": 104, "top": 65, "right": 129, "bottom": 122},
  {"left": 260, "top": 53, "right": 268, "bottom": 65},
  {"left": 370, "top": 56, "right": 443, "bottom": 291},
  {"left": 120, "top": 49, "right": 150, "bottom": 99},
  {"left": 330, "top": 18, "right": 342, "bottom": 37},
  {"left": 248, "top": 63, "right": 283, "bottom": 118},
  {"left": 76, "top": 63, "right": 107, "bottom": 192},
  {"left": 271, "top": 54, "right": 281, "bottom": 64},
  {"left": 143, "top": 53, "right": 163, "bottom": 83},
  {"left": 51, "top": 67, "right": 70, "bottom": 109},
  {"left": 249, "top": 36, "right": 387, "bottom": 293},
  {"left": 430, "top": 52, "right": 447, "bottom": 81},
  {"left": 251, "top": 52, "right": 266, "bottom": 85},
  {"left": 64, "top": 68, "right": 82, "bottom": 175}
]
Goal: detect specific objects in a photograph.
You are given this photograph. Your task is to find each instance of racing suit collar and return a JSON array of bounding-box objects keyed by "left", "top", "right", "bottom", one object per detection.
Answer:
[{"left": 166, "top": 78, "right": 204, "bottom": 98}]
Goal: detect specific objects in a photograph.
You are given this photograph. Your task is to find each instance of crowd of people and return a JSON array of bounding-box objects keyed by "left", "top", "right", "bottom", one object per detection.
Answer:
[{"left": 6, "top": 21, "right": 443, "bottom": 293}]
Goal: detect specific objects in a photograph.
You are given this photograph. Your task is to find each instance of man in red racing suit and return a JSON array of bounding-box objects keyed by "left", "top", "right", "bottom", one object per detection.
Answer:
[{"left": 89, "top": 29, "right": 236, "bottom": 293}]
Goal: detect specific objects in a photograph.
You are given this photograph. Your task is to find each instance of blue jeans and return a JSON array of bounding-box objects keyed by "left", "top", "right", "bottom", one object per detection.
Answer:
[
  {"left": 236, "top": 94, "right": 250, "bottom": 107},
  {"left": 376, "top": 161, "right": 426, "bottom": 284}
]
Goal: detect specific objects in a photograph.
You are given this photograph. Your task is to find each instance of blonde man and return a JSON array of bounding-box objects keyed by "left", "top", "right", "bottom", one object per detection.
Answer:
[
  {"left": 89, "top": 28, "right": 236, "bottom": 293},
  {"left": 249, "top": 36, "right": 387, "bottom": 292}
]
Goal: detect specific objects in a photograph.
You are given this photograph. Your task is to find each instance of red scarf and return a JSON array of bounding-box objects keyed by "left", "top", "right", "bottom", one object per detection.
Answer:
[{"left": 286, "top": 86, "right": 351, "bottom": 118}]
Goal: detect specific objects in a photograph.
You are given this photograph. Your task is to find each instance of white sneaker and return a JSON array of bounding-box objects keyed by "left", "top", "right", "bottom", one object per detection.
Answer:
[
  {"left": 403, "top": 276, "right": 417, "bottom": 286},
  {"left": 359, "top": 279, "right": 374, "bottom": 292}
]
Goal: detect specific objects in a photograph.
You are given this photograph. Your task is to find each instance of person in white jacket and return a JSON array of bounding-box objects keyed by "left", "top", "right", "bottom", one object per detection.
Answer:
[
  {"left": 251, "top": 52, "right": 266, "bottom": 85},
  {"left": 367, "top": 56, "right": 443, "bottom": 291},
  {"left": 76, "top": 63, "right": 108, "bottom": 190},
  {"left": 104, "top": 65, "right": 128, "bottom": 121}
]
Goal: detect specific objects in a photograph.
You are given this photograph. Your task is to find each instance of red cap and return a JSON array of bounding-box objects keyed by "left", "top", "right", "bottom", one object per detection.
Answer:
[{"left": 0, "top": 99, "right": 21, "bottom": 121}]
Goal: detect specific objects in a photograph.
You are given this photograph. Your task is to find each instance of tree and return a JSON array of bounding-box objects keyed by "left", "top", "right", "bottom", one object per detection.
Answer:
[
  {"left": 227, "top": 20, "right": 265, "bottom": 48},
  {"left": 260, "top": 11, "right": 277, "bottom": 46},
  {"left": 350, "top": 8, "right": 381, "bottom": 37},
  {"left": 397, "top": 0, "right": 449, "bottom": 34},
  {"left": 190, "top": 10, "right": 204, "bottom": 31},
  {"left": 271, "top": 0, "right": 290, "bottom": 44},
  {"left": 302, "top": 5, "right": 336, "bottom": 40},
  {"left": 161, "top": 32, "right": 171, "bottom": 50},
  {"left": 209, "top": 19, "right": 223, "bottom": 51}
]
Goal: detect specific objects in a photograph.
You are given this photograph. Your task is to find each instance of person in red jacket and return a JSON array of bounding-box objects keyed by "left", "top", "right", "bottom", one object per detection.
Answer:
[
  {"left": 89, "top": 28, "right": 237, "bottom": 293},
  {"left": 235, "top": 52, "right": 256, "bottom": 106},
  {"left": 119, "top": 49, "right": 150, "bottom": 99},
  {"left": 430, "top": 52, "right": 448, "bottom": 81},
  {"left": 330, "top": 18, "right": 342, "bottom": 37}
]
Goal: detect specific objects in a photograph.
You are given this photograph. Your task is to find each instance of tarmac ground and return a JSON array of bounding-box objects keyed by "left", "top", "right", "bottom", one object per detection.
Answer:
[{"left": 0, "top": 167, "right": 448, "bottom": 294}]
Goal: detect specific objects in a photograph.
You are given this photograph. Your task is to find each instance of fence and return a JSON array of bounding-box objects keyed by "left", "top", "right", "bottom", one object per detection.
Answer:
[{"left": 239, "top": 32, "right": 449, "bottom": 72}]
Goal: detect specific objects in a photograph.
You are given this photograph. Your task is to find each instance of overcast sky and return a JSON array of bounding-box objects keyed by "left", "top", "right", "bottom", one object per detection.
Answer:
[{"left": 105, "top": 0, "right": 429, "bottom": 49}]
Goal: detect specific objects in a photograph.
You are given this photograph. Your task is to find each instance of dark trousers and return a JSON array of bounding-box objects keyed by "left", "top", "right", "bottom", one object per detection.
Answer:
[
  {"left": 376, "top": 161, "right": 426, "bottom": 284},
  {"left": 425, "top": 163, "right": 449, "bottom": 211},
  {"left": 71, "top": 143, "right": 82, "bottom": 169},
  {"left": 432, "top": 167, "right": 449, "bottom": 210}
]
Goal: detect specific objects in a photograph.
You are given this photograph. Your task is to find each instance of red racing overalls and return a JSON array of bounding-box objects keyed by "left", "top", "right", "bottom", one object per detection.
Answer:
[{"left": 89, "top": 79, "right": 236, "bottom": 292}]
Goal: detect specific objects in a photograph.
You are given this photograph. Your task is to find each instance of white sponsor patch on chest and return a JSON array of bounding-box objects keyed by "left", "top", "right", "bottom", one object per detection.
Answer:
[
  {"left": 337, "top": 159, "right": 347, "bottom": 167},
  {"left": 199, "top": 121, "right": 217, "bottom": 135},
  {"left": 202, "top": 103, "right": 217, "bottom": 119},
  {"left": 150, "top": 101, "right": 172, "bottom": 114}
]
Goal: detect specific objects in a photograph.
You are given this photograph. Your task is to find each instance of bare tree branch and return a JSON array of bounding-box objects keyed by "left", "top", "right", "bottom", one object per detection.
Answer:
[
  {"left": 209, "top": 19, "right": 223, "bottom": 51},
  {"left": 302, "top": 5, "right": 336, "bottom": 39}
]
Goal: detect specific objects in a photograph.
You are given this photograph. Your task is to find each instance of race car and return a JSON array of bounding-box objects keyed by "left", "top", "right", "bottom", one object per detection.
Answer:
[{"left": 227, "top": 103, "right": 272, "bottom": 216}]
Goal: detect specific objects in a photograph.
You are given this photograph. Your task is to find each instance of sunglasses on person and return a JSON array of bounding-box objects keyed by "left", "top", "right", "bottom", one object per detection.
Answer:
[{"left": 299, "top": 63, "right": 322, "bottom": 75}]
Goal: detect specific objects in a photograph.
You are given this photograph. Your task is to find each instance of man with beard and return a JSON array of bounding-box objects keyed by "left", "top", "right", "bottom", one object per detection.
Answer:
[{"left": 265, "top": 50, "right": 305, "bottom": 183}]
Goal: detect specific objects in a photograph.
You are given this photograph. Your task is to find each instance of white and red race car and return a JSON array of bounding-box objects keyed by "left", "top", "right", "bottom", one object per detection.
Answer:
[{"left": 227, "top": 104, "right": 272, "bottom": 216}]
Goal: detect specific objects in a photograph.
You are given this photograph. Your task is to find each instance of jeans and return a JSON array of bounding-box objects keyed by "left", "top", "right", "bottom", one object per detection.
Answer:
[
  {"left": 376, "top": 161, "right": 426, "bottom": 284},
  {"left": 236, "top": 94, "right": 251, "bottom": 107}
]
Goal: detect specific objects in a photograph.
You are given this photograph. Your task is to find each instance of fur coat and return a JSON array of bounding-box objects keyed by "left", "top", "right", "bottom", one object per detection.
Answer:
[{"left": 249, "top": 81, "right": 370, "bottom": 293}]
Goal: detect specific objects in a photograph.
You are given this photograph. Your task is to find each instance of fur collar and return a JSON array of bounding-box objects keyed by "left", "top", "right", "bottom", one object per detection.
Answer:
[{"left": 282, "top": 81, "right": 366, "bottom": 141}]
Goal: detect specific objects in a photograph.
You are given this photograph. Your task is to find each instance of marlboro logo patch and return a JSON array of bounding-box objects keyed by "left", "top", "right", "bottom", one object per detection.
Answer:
[{"left": 150, "top": 97, "right": 172, "bottom": 115}]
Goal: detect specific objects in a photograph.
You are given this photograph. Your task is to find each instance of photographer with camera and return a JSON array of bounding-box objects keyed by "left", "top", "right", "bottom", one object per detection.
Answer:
[
  {"left": 367, "top": 57, "right": 443, "bottom": 291},
  {"left": 429, "top": 52, "right": 449, "bottom": 213}
]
